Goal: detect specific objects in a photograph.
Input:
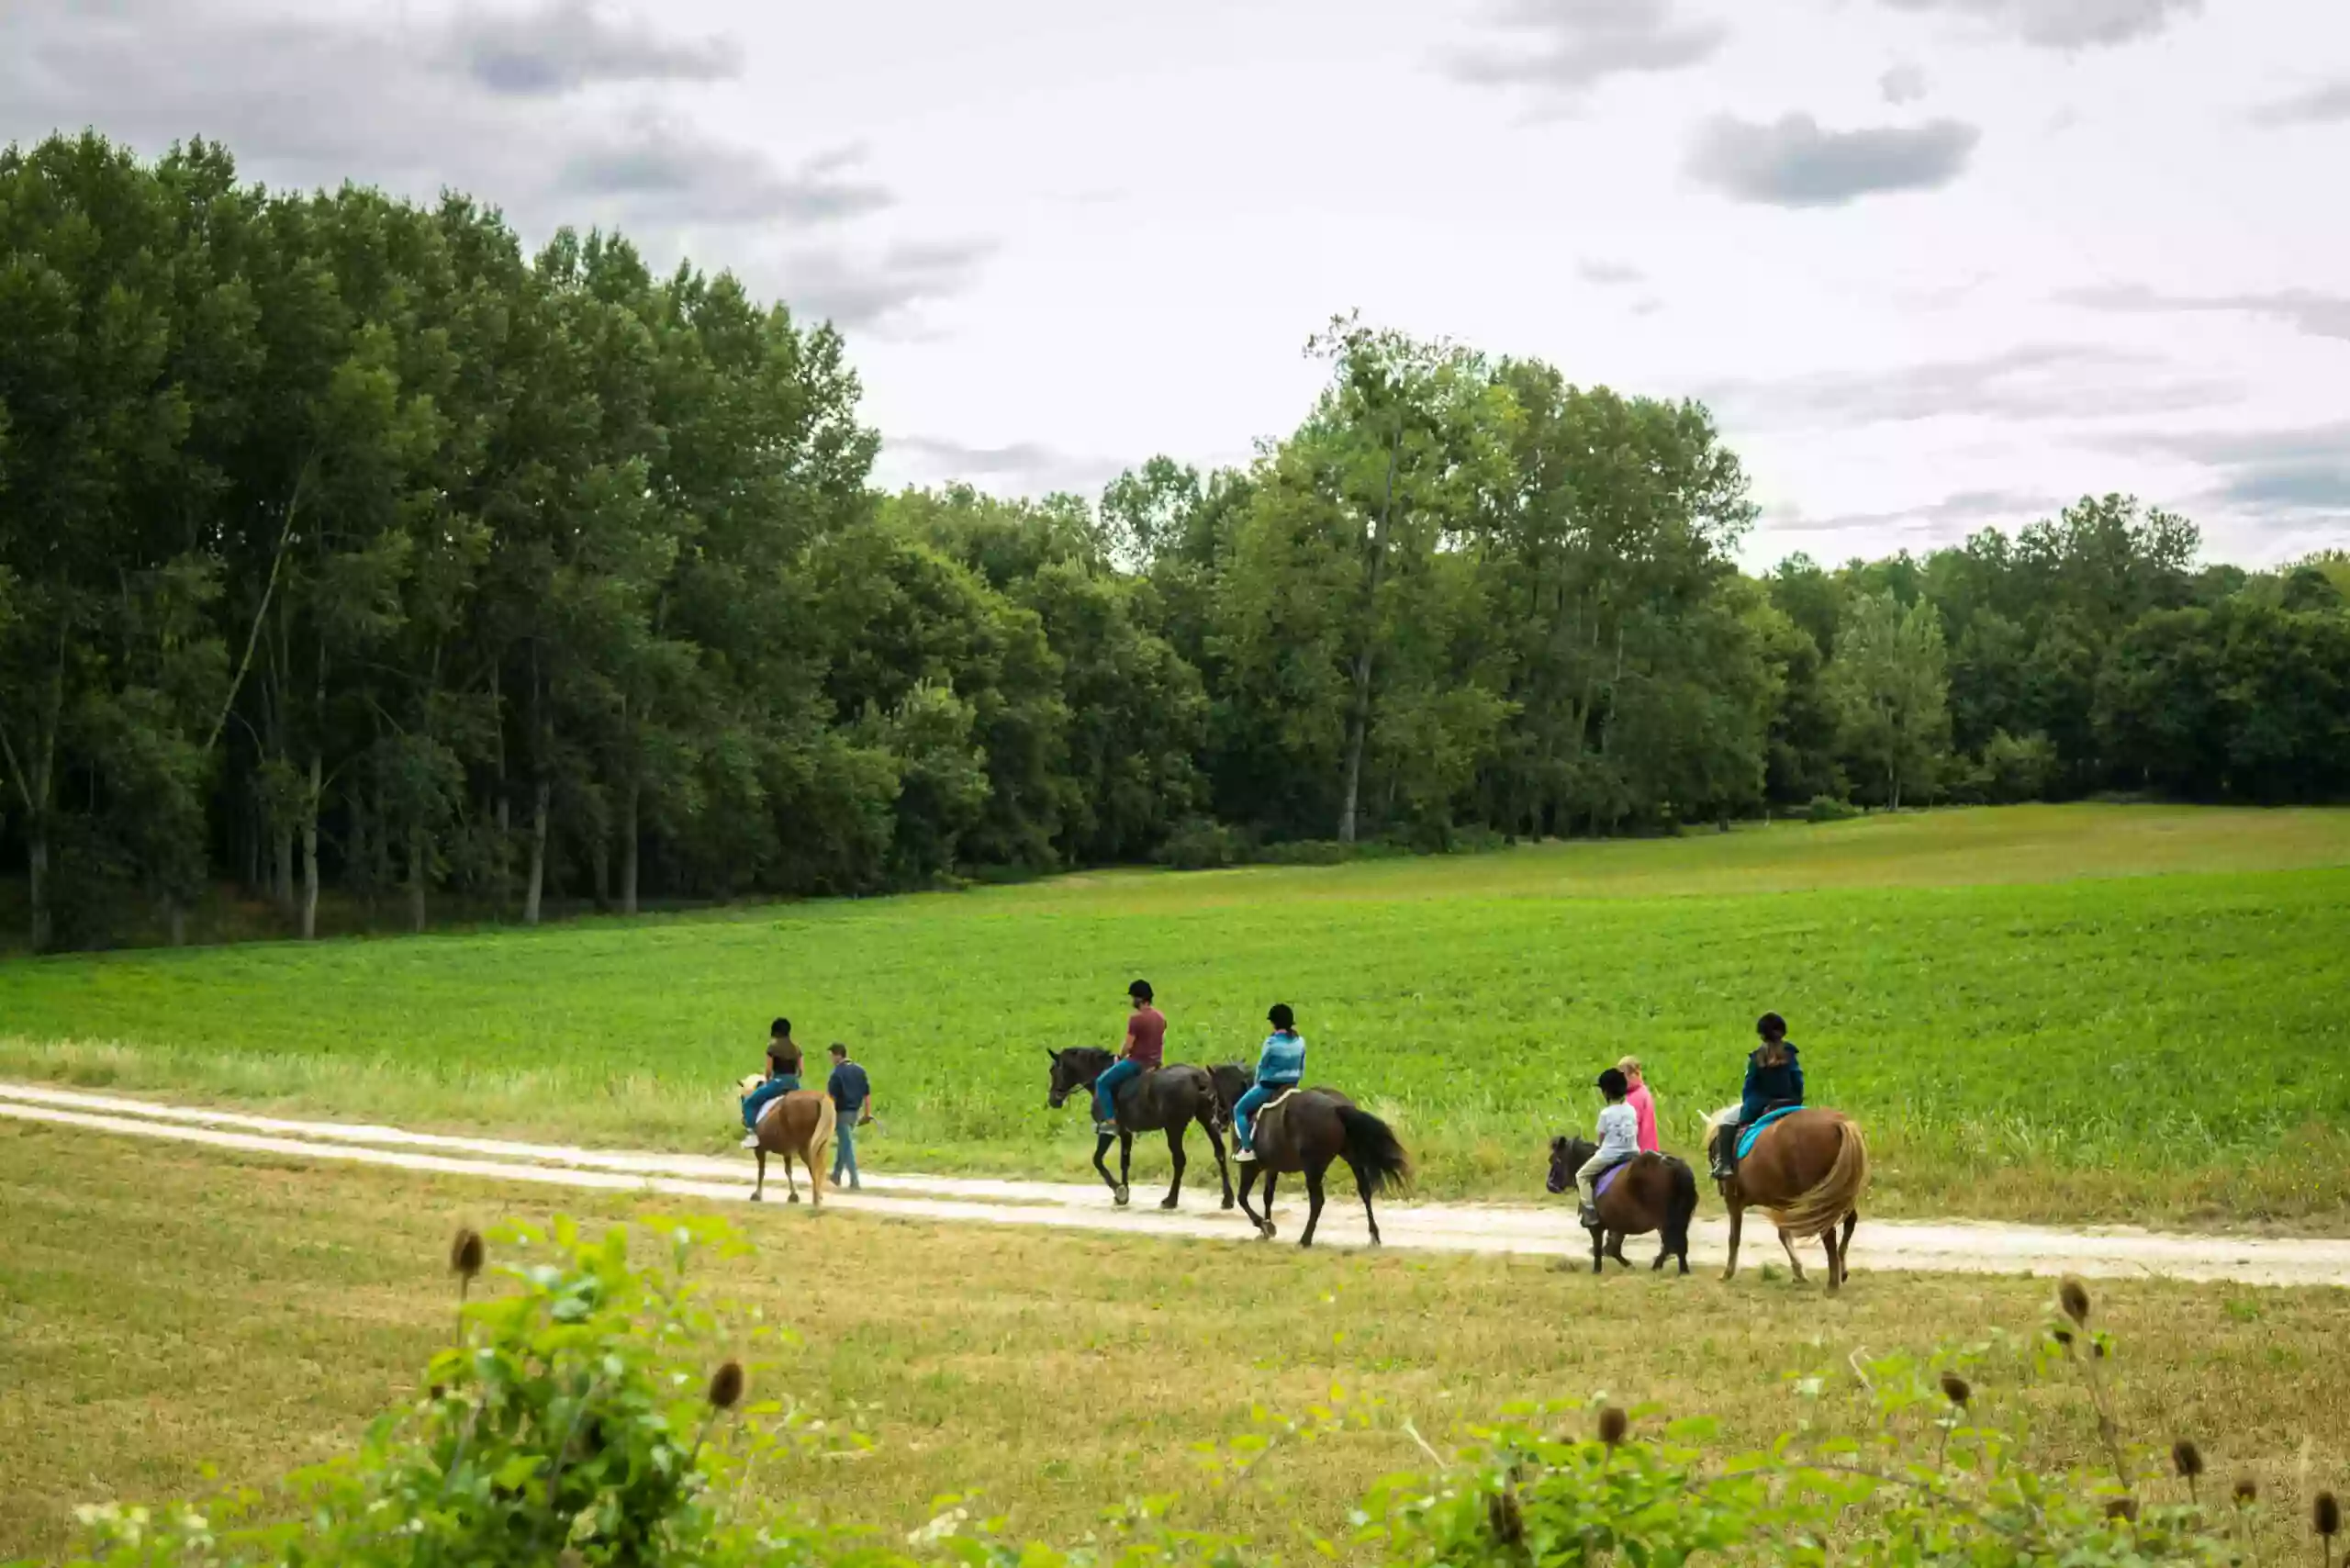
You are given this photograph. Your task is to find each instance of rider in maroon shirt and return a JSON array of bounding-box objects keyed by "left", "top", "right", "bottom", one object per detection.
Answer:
[{"left": 1092, "top": 980, "right": 1165, "bottom": 1133}]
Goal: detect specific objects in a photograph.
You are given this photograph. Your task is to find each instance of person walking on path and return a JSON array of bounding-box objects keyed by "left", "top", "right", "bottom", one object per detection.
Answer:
[
  {"left": 1092, "top": 980, "right": 1166, "bottom": 1135},
  {"left": 825, "top": 1042, "right": 874, "bottom": 1190},
  {"left": 1617, "top": 1056, "right": 1660, "bottom": 1154}
]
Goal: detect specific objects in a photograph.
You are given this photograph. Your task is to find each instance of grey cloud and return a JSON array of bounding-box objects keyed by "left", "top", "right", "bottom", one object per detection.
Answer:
[
  {"left": 883, "top": 435, "right": 1130, "bottom": 499},
  {"left": 1770, "top": 488, "right": 2059, "bottom": 536},
  {"left": 1576, "top": 257, "right": 1645, "bottom": 286},
  {"left": 2098, "top": 421, "right": 2350, "bottom": 516},
  {"left": 779, "top": 239, "right": 997, "bottom": 334},
  {"left": 558, "top": 129, "right": 891, "bottom": 226},
  {"left": 1703, "top": 343, "right": 2235, "bottom": 428},
  {"left": 1441, "top": 0, "right": 1726, "bottom": 103},
  {"left": 1880, "top": 63, "right": 1930, "bottom": 104},
  {"left": 1686, "top": 114, "right": 1978, "bottom": 207},
  {"left": 445, "top": 0, "right": 737, "bottom": 95},
  {"left": 2250, "top": 81, "right": 2350, "bottom": 127},
  {"left": 1879, "top": 0, "right": 2201, "bottom": 49},
  {"left": 2059, "top": 283, "right": 2350, "bottom": 342}
]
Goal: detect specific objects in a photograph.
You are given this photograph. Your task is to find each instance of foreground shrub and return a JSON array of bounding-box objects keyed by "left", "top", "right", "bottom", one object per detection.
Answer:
[{"left": 36, "top": 1218, "right": 2331, "bottom": 1568}]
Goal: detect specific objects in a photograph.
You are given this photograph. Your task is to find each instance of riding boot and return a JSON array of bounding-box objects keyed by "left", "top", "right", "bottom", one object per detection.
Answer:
[{"left": 1711, "top": 1125, "right": 1739, "bottom": 1182}]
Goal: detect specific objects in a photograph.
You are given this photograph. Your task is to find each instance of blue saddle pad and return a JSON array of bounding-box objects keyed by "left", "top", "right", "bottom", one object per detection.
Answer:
[
  {"left": 1737, "top": 1106, "right": 1801, "bottom": 1159},
  {"left": 1595, "top": 1159, "right": 1632, "bottom": 1200}
]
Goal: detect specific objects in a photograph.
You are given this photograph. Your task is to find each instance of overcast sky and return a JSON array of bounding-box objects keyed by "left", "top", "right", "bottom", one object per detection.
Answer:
[{"left": 6, "top": 0, "right": 2346, "bottom": 567}]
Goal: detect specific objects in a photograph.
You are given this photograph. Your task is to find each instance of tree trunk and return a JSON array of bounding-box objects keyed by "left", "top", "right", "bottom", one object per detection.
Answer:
[
  {"left": 523, "top": 778, "right": 550, "bottom": 926},
  {"left": 300, "top": 751, "right": 321, "bottom": 940},
  {"left": 590, "top": 828, "right": 610, "bottom": 913},
  {"left": 1337, "top": 427, "right": 1402, "bottom": 844},
  {"left": 620, "top": 778, "right": 640, "bottom": 916},
  {"left": 408, "top": 829, "right": 427, "bottom": 934},
  {"left": 273, "top": 824, "right": 295, "bottom": 913},
  {"left": 27, "top": 817, "right": 50, "bottom": 954},
  {"left": 167, "top": 902, "right": 187, "bottom": 947},
  {"left": 494, "top": 793, "right": 510, "bottom": 918}
]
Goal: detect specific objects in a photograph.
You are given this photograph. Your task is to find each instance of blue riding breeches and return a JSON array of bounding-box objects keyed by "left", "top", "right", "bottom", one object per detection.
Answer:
[
  {"left": 1093, "top": 1058, "right": 1142, "bottom": 1123},
  {"left": 1235, "top": 1081, "right": 1297, "bottom": 1148},
  {"left": 743, "top": 1076, "right": 799, "bottom": 1129}
]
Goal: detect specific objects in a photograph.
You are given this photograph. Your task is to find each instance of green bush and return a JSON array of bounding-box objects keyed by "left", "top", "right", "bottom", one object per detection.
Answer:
[
  {"left": 1153, "top": 816, "right": 1246, "bottom": 871},
  {"left": 1805, "top": 794, "right": 1862, "bottom": 823},
  {"left": 41, "top": 1216, "right": 2310, "bottom": 1568}
]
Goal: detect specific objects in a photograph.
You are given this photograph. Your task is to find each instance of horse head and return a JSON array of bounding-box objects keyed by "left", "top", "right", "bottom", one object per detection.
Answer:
[{"left": 1546, "top": 1135, "right": 1594, "bottom": 1194}]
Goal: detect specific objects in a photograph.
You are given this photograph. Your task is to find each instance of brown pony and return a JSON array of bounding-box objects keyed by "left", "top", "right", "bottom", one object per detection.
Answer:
[
  {"left": 1705, "top": 1105, "right": 1870, "bottom": 1292},
  {"left": 1544, "top": 1137, "right": 1698, "bottom": 1275},
  {"left": 740, "top": 1075, "right": 838, "bottom": 1207}
]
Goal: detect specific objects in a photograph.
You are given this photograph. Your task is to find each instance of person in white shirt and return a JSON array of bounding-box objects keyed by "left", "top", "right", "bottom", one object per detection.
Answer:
[{"left": 1577, "top": 1068, "right": 1641, "bottom": 1226}]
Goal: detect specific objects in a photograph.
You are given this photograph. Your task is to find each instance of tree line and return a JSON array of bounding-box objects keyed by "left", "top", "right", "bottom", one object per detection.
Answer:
[{"left": 4, "top": 132, "right": 2346, "bottom": 950}]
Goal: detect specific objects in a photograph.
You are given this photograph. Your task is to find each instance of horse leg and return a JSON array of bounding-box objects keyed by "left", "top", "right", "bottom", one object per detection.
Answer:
[
  {"left": 752, "top": 1148, "right": 767, "bottom": 1202},
  {"left": 1347, "top": 1157, "right": 1382, "bottom": 1246},
  {"left": 1775, "top": 1226, "right": 1806, "bottom": 1283},
  {"left": 1837, "top": 1210, "right": 1858, "bottom": 1287},
  {"left": 1298, "top": 1163, "right": 1327, "bottom": 1249},
  {"left": 1260, "top": 1172, "right": 1280, "bottom": 1239},
  {"left": 1161, "top": 1126, "right": 1185, "bottom": 1210},
  {"left": 1200, "top": 1111, "right": 1235, "bottom": 1211},
  {"left": 785, "top": 1152, "right": 801, "bottom": 1205},
  {"left": 1721, "top": 1199, "right": 1744, "bottom": 1281},
  {"left": 1607, "top": 1232, "right": 1630, "bottom": 1270},
  {"left": 1092, "top": 1132, "right": 1122, "bottom": 1200},
  {"left": 1237, "top": 1162, "right": 1267, "bottom": 1236},
  {"left": 1115, "top": 1130, "right": 1134, "bottom": 1207},
  {"left": 1588, "top": 1222, "right": 1604, "bottom": 1274}
]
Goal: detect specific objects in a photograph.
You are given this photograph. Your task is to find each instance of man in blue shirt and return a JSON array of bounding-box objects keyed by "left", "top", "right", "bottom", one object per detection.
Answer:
[{"left": 825, "top": 1042, "right": 875, "bottom": 1191}]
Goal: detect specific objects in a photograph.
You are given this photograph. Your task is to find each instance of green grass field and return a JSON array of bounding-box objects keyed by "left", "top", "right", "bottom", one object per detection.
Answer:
[
  {"left": 6, "top": 1121, "right": 2350, "bottom": 1562},
  {"left": 4, "top": 804, "right": 2348, "bottom": 1224}
]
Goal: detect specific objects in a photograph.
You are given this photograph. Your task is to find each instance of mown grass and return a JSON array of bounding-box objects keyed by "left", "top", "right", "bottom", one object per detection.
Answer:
[
  {"left": 3, "top": 804, "right": 2348, "bottom": 1224},
  {"left": 4, "top": 1121, "right": 2349, "bottom": 1562}
]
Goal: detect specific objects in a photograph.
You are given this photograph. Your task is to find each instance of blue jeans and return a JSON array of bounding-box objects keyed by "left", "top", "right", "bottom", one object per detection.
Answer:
[
  {"left": 1093, "top": 1058, "right": 1142, "bottom": 1124},
  {"left": 742, "top": 1076, "right": 799, "bottom": 1129},
  {"left": 832, "top": 1113, "right": 859, "bottom": 1183},
  {"left": 1235, "top": 1081, "right": 1295, "bottom": 1148}
]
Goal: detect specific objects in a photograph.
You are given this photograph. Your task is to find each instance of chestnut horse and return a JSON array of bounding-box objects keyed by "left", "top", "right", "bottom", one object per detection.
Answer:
[
  {"left": 1705, "top": 1106, "right": 1870, "bottom": 1293},
  {"left": 739, "top": 1075, "right": 837, "bottom": 1207}
]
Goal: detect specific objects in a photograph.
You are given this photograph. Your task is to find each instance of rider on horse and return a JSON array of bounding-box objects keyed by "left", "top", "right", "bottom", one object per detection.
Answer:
[
  {"left": 1233, "top": 1002, "right": 1306, "bottom": 1161},
  {"left": 1711, "top": 1011, "right": 1804, "bottom": 1181},
  {"left": 740, "top": 1017, "right": 803, "bottom": 1148},
  {"left": 1093, "top": 980, "right": 1167, "bottom": 1135},
  {"left": 1576, "top": 1067, "right": 1640, "bottom": 1226}
]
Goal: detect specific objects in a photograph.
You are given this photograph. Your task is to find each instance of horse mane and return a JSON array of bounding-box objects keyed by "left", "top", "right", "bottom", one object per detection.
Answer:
[{"left": 1057, "top": 1046, "right": 1114, "bottom": 1068}]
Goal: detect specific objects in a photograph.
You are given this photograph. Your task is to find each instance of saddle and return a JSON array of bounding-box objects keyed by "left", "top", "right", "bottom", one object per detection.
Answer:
[{"left": 1734, "top": 1103, "right": 1803, "bottom": 1160}]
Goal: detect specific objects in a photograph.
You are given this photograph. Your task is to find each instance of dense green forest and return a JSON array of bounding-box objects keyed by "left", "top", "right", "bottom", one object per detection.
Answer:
[{"left": 4, "top": 133, "right": 2346, "bottom": 950}]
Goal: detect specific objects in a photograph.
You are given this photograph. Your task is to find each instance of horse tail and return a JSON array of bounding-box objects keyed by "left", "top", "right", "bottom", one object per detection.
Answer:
[
  {"left": 1774, "top": 1116, "right": 1869, "bottom": 1238},
  {"left": 1664, "top": 1157, "right": 1699, "bottom": 1253},
  {"left": 810, "top": 1094, "right": 837, "bottom": 1205},
  {"left": 1336, "top": 1106, "right": 1411, "bottom": 1195}
]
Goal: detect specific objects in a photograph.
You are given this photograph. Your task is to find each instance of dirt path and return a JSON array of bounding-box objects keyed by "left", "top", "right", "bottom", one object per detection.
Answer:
[{"left": 6, "top": 1080, "right": 2347, "bottom": 1287}]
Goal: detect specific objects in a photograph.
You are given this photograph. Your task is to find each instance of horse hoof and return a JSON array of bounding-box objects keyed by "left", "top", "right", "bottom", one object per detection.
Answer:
[
  {"left": 789, "top": 1193, "right": 801, "bottom": 1205},
  {"left": 1158, "top": 1199, "right": 1179, "bottom": 1211},
  {"left": 1719, "top": 1269, "right": 1736, "bottom": 1282},
  {"left": 1113, "top": 1187, "right": 1130, "bottom": 1207},
  {"left": 1257, "top": 1223, "right": 1276, "bottom": 1240},
  {"left": 749, "top": 1192, "right": 763, "bottom": 1203},
  {"left": 1220, "top": 1197, "right": 1234, "bottom": 1212}
]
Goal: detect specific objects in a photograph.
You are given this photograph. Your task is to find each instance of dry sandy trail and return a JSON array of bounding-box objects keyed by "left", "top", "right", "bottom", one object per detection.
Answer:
[{"left": 5, "top": 1080, "right": 2347, "bottom": 1288}]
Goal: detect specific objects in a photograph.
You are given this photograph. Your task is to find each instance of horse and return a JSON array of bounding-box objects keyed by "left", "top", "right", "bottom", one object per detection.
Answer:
[
  {"left": 1544, "top": 1137, "right": 1697, "bottom": 1275},
  {"left": 1206, "top": 1062, "right": 1251, "bottom": 1132},
  {"left": 1234, "top": 1087, "right": 1410, "bottom": 1248},
  {"left": 1704, "top": 1105, "right": 1870, "bottom": 1293},
  {"left": 1046, "top": 1047, "right": 1234, "bottom": 1210},
  {"left": 738, "top": 1075, "right": 837, "bottom": 1207}
]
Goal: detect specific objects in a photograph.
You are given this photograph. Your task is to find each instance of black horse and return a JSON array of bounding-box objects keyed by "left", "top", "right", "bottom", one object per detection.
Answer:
[
  {"left": 1046, "top": 1047, "right": 1234, "bottom": 1210},
  {"left": 1236, "top": 1087, "right": 1410, "bottom": 1247},
  {"left": 1205, "top": 1062, "right": 1251, "bottom": 1132},
  {"left": 1545, "top": 1137, "right": 1698, "bottom": 1275}
]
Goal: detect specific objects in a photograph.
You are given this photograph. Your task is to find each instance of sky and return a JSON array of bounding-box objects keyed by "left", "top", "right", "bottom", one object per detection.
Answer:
[{"left": 5, "top": 0, "right": 2346, "bottom": 569}]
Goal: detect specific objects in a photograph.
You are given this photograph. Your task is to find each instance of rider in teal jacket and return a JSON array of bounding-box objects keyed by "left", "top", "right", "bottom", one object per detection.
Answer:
[{"left": 1233, "top": 1003, "right": 1305, "bottom": 1160}]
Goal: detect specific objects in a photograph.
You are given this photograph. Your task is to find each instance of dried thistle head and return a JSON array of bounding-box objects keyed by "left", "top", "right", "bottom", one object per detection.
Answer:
[
  {"left": 2106, "top": 1496, "right": 2140, "bottom": 1524},
  {"left": 2052, "top": 1326, "right": 2076, "bottom": 1350},
  {"left": 2060, "top": 1277, "right": 2092, "bottom": 1327},
  {"left": 707, "top": 1360, "right": 745, "bottom": 1412},
  {"left": 2233, "top": 1476, "right": 2259, "bottom": 1507},
  {"left": 1485, "top": 1488, "right": 1525, "bottom": 1546},
  {"left": 450, "top": 1226, "right": 485, "bottom": 1282},
  {"left": 2171, "top": 1439, "right": 2204, "bottom": 1481},
  {"left": 1597, "top": 1406, "right": 1628, "bottom": 1448},
  {"left": 1939, "top": 1372, "right": 1972, "bottom": 1408},
  {"left": 2317, "top": 1491, "right": 2342, "bottom": 1540}
]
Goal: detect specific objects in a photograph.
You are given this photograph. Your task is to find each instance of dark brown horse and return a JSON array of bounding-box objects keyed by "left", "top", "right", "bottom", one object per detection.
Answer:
[
  {"left": 1206, "top": 1062, "right": 1251, "bottom": 1132},
  {"left": 1046, "top": 1047, "right": 1234, "bottom": 1210},
  {"left": 1235, "top": 1087, "right": 1410, "bottom": 1248},
  {"left": 1544, "top": 1137, "right": 1697, "bottom": 1274},
  {"left": 739, "top": 1076, "right": 837, "bottom": 1207},
  {"left": 1706, "top": 1106, "right": 1870, "bottom": 1293}
]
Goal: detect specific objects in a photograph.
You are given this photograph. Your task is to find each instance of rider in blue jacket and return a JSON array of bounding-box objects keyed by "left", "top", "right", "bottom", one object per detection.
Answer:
[
  {"left": 1233, "top": 1003, "right": 1305, "bottom": 1161},
  {"left": 1713, "top": 1012, "right": 1804, "bottom": 1180}
]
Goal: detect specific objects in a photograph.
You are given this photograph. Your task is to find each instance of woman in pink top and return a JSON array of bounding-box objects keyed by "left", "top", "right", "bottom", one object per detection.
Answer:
[{"left": 1617, "top": 1056, "right": 1660, "bottom": 1154}]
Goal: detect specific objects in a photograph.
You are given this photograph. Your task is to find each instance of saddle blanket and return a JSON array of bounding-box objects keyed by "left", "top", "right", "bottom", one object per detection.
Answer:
[
  {"left": 1594, "top": 1159, "right": 1633, "bottom": 1200},
  {"left": 1737, "top": 1105, "right": 1802, "bottom": 1159}
]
